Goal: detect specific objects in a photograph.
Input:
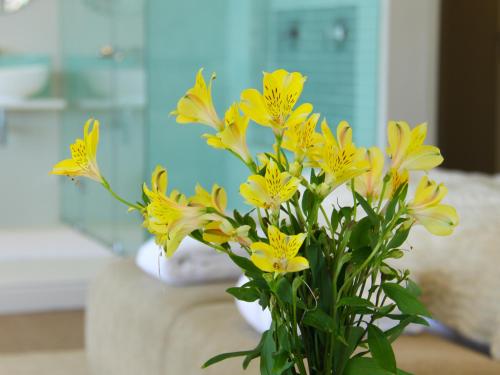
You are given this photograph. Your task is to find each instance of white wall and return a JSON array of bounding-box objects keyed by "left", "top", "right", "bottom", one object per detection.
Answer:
[
  {"left": 379, "top": 0, "right": 441, "bottom": 145},
  {"left": 0, "top": 0, "right": 60, "bottom": 69},
  {"left": 0, "top": 0, "right": 62, "bottom": 228}
]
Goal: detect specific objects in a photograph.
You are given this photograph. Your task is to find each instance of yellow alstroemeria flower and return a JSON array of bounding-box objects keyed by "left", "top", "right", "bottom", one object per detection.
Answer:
[
  {"left": 407, "top": 176, "right": 459, "bottom": 236},
  {"left": 190, "top": 183, "right": 227, "bottom": 215},
  {"left": 354, "top": 147, "right": 385, "bottom": 201},
  {"left": 143, "top": 166, "right": 216, "bottom": 257},
  {"left": 51, "top": 119, "right": 102, "bottom": 182},
  {"left": 387, "top": 121, "right": 443, "bottom": 171},
  {"left": 204, "top": 103, "right": 253, "bottom": 164},
  {"left": 170, "top": 68, "right": 223, "bottom": 131},
  {"left": 240, "top": 159, "right": 300, "bottom": 211},
  {"left": 250, "top": 226, "right": 308, "bottom": 274},
  {"left": 316, "top": 120, "right": 369, "bottom": 191},
  {"left": 240, "top": 69, "right": 313, "bottom": 134},
  {"left": 282, "top": 113, "right": 323, "bottom": 162},
  {"left": 203, "top": 220, "right": 251, "bottom": 247},
  {"left": 388, "top": 168, "right": 409, "bottom": 198}
]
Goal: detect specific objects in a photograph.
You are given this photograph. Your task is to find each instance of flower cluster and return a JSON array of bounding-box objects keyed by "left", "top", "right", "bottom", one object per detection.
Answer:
[{"left": 52, "top": 68, "right": 459, "bottom": 375}]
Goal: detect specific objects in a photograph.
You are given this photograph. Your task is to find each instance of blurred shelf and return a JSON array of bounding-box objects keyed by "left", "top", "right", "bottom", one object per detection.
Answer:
[
  {"left": 0, "top": 98, "right": 67, "bottom": 111},
  {"left": 73, "top": 97, "right": 145, "bottom": 110}
]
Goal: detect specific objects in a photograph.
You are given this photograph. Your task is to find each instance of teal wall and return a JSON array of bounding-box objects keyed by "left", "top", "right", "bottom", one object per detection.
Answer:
[
  {"left": 146, "top": 0, "right": 269, "bottom": 209},
  {"left": 270, "top": 0, "right": 380, "bottom": 146},
  {"left": 59, "top": 0, "right": 380, "bottom": 253}
]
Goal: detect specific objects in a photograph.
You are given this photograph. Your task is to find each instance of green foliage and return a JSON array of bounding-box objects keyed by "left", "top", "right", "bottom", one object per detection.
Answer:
[{"left": 207, "top": 180, "right": 425, "bottom": 375}]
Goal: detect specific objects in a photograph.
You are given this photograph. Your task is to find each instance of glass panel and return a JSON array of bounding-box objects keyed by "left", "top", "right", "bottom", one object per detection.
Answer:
[{"left": 60, "top": 0, "right": 146, "bottom": 255}]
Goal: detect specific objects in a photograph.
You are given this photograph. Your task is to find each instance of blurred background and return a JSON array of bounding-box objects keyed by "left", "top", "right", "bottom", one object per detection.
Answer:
[{"left": 0, "top": 0, "right": 499, "bottom": 369}]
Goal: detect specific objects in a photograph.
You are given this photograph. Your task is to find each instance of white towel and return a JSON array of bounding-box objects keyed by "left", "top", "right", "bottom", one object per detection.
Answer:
[{"left": 135, "top": 237, "right": 242, "bottom": 286}]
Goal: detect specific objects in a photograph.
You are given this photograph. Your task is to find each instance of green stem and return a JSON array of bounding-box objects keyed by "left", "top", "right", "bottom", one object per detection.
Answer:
[
  {"left": 101, "top": 177, "right": 142, "bottom": 210},
  {"left": 319, "top": 204, "right": 335, "bottom": 237}
]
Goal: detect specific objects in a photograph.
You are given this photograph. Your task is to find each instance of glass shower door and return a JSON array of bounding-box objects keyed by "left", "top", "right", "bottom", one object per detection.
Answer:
[{"left": 60, "top": 0, "right": 146, "bottom": 254}]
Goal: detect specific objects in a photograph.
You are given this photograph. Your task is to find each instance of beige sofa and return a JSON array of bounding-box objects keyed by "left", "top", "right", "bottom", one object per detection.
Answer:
[{"left": 86, "top": 259, "right": 500, "bottom": 375}]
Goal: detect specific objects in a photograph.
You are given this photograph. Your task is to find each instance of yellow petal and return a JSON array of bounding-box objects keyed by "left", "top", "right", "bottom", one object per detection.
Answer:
[
  {"left": 204, "top": 134, "right": 225, "bottom": 149},
  {"left": 84, "top": 119, "right": 99, "bottom": 160},
  {"left": 387, "top": 121, "right": 411, "bottom": 169},
  {"left": 151, "top": 166, "right": 167, "bottom": 195},
  {"left": 251, "top": 241, "right": 275, "bottom": 257},
  {"left": 203, "top": 222, "right": 230, "bottom": 244},
  {"left": 286, "top": 256, "right": 310, "bottom": 272},
  {"left": 51, "top": 158, "right": 82, "bottom": 176},
  {"left": 240, "top": 175, "right": 269, "bottom": 208},
  {"left": 401, "top": 145, "right": 443, "bottom": 171},
  {"left": 413, "top": 176, "right": 447, "bottom": 207},
  {"left": 278, "top": 173, "right": 300, "bottom": 202},
  {"left": 412, "top": 204, "right": 459, "bottom": 236},
  {"left": 285, "top": 233, "right": 307, "bottom": 258},
  {"left": 285, "top": 102, "right": 313, "bottom": 128},
  {"left": 211, "top": 184, "right": 227, "bottom": 213},
  {"left": 321, "top": 118, "right": 338, "bottom": 148},
  {"left": 336, "top": 121, "right": 352, "bottom": 148},
  {"left": 240, "top": 88, "right": 272, "bottom": 126},
  {"left": 250, "top": 253, "right": 276, "bottom": 273}
]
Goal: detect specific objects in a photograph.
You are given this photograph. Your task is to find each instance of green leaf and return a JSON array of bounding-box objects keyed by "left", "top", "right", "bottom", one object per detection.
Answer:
[
  {"left": 397, "top": 369, "right": 414, "bottom": 375},
  {"left": 351, "top": 246, "right": 371, "bottom": 265},
  {"left": 302, "top": 309, "right": 335, "bottom": 333},
  {"left": 202, "top": 350, "right": 255, "bottom": 368},
  {"left": 386, "top": 249, "right": 404, "bottom": 259},
  {"left": 384, "top": 192, "right": 399, "bottom": 222},
  {"left": 405, "top": 279, "right": 422, "bottom": 297},
  {"left": 355, "top": 192, "right": 379, "bottom": 225},
  {"left": 384, "top": 315, "right": 429, "bottom": 343},
  {"left": 340, "top": 206, "right": 353, "bottom": 221},
  {"left": 305, "top": 244, "right": 333, "bottom": 311},
  {"left": 346, "top": 326, "right": 365, "bottom": 357},
  {"left": 338, "top": 296, "right": 374, "bottom": 308},
  {"left": 349, "top": 217, "right": 373, "bottom": 249},
  {"left": 330, "top": 209, "right": 340, "bottom": 232},
  {"left": 368, "top": 324, "right": 397, "bottom": 373},
  {"left": 387, "top": 226, "right": 410, "bottom": 249},
  {"left": 228, "top": 253, "right": 262, "bottom": 278},
  {"left": 382, "top": 283, "right": 431, "bottom": 317},
  {"left": 226, "top": 286, "right": 260, "bottom": 302},
  {"left": 301, "top": 189, "right": 315, "bottom": 216},
  {"left": 345, "top": 357, "right": 394, "bottom": 375},
  {"left": 274, "top": 277, "right": 293, "bottom": 304},
  {"left": 260, "top": 329, "right": 276, "bottom": 375}
]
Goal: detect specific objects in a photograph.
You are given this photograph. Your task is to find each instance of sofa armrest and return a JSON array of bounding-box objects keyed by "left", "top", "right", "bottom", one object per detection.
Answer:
[{"left": 86, "top": 258, "right": 250, "bottom": 375}]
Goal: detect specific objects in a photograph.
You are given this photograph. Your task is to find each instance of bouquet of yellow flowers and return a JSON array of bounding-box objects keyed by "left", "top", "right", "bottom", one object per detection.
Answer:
[{"left": 52, "top": 69, "right": 458, "bottom": 375}]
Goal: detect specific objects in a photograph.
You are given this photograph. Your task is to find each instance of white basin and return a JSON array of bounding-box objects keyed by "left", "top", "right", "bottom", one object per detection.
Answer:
[
  {"left": 0, "top": 64, "right": 49, "bottom": 100},
  {"left": 85, "top": 67, "right": 145, "bottom": 102}
]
